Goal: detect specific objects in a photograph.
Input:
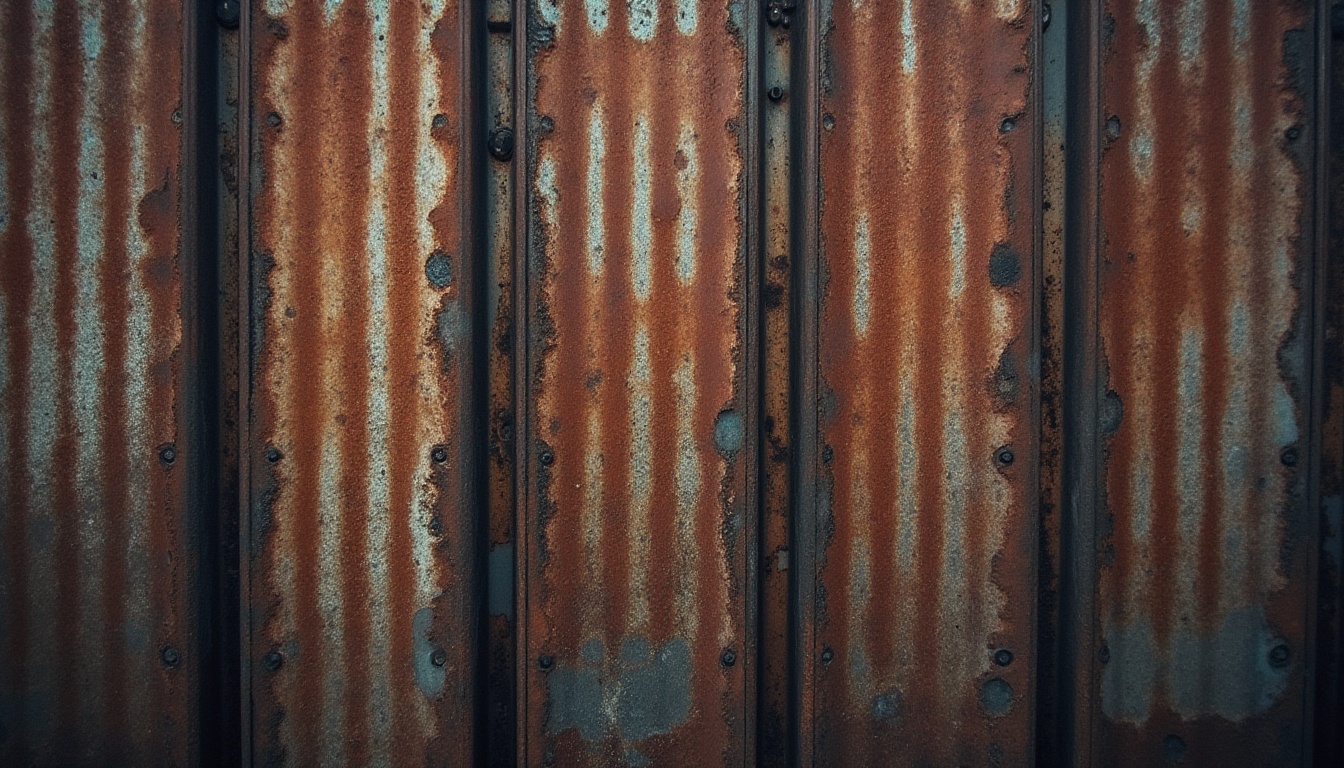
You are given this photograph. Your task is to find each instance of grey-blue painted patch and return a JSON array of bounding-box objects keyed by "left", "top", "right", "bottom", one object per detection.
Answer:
[
  {"left": 979, "top": 678, "right": 1013, "bottom": 717},
  {"left": 489, "top": 544, "right": 514, "bottom": 618},
  {"left": 413, "top": 606, "right": 445, "bottom": 698},
  {"left": 546, "top": 635, "right": 692, "bottom": 743},
  {"left": 1101, "top": 389, "right": 1124, "bottom": 436},
  {"left": 424, "top": 251, "right": 453, "bottom": 288},
  {"left": 988, "top": 243, "right": 1021, "bottom": 287},
  {"left": 714, "top": 409, "right": 742, "bottom": 455},
  {"left": 871, "top": 689, "right": 901, "bottom": 721}
]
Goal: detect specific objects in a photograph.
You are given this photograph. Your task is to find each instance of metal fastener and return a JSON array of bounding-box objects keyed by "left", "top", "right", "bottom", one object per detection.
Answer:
[
  {"left": 161, "top": 646, "right": 181, "bottom": 668},
  {"left": 1269, "top": 643, "right": 1290, "bottom": 668},
  {"left": 1281, "top": 447, "right": 1298, "bottom": 466},
  {"left": 267, "top": 111, "right": 282, "bottom": 128},
  {"left": 996, "top": 446, "right": 1015, "bottom": 466},
  {"left": 159, "top": 445, "right": 177, "bottom": 465},
  {"left": 721, "top": 648, "right": 737, "bottom": 667},
  {"left": 539, "top": 654, "right": 554, "bottom": 670},
  {"left": 431, "top": 648, "right": 449, "bottom": 667},
  {"left": 264, "top": 651, "right": 284, "bottom": 671},
  {"left": 265, "top": 447, "right": 282, "bottom": 463},
  {"left": 768, "top": 86, "right": 784, "bottom": 102},
  {"left": 1285, "top": 126, "right": 1301, "bottom": 141},
  {"left": 1000, "top": 117, "right": 1016, "bottom": 133},
  {"left": 1098, "top": 644, "right": 1111, "bottom": 664},
  {"left": 488, "top": 127, "right": 515, "bottom": 161},
  {"left": 994, "top": 649, "right": 1014, "bottom": 667},
  {"left": 1106, "top": 115, "right": 1122, "bottom": 139},
  {"left": 821, "top": 647, "right": 834, "bottom": 664},
  {"left": 822, "top": 445, "right": 834, "bottom": 463},
  {"left": 216, "top": 0, "right": 240, "bottom": 28},
  {"left": 540, "top": 450, "right": 555, "bottom": 466},
  {"left": 1042, "top": 3, "right": 1052, "bottom": 30},
  {"left": 432, "top": 446, "right": 448, "bottom": 463}
]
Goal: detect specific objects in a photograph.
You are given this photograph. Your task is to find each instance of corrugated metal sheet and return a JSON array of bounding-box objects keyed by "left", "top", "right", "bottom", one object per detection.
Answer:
[
  {"left": 243, "top": 0, "right": 482, "bottom": 763},
  {"left": 1085, "top": 0, "right": 1319, "bottom": 763},
  {"left": 0, "top": 0, "right": 200, "bottom": 763},
  {"left": 518, "top": 0, "right": 755, "bottom": 763},
  {"left": 798, "top": 0, "right": 1039, "bottom": 763},
  {"left": 0, "top": 0, "right": 1340, "bottom": 765}
]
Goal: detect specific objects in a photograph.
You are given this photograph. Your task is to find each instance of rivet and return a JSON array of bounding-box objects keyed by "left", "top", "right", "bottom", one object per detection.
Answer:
[
  {"left": 425, "top": 251, "right": 453, "bottom": 288},
  {"left": 1098, "top": 644, "right": 1111, "bottom": 663},
  {"left": 996, "top": 446, "right": 1015, "bottom": 466},
  {"left": 264, "top": 651, "right": 284, "bottom": 671},
  {"left": 215, "top": 0, "right": 240, "bottom": 28},
  {"left": 488, "top": 127, "right": 515, "bottom": 162},
  {"left": 540, "top": 450, "right": 555, "bottom": 466},
  {"left": 266, "top": 111, "right": 282, "bottom": 128},
  {"left": 432, "top": 446, "right": 448, "bottom": 463},
  {"left": 1285, "top": 125, "right": 1301, "bottom": 141},
  {"left": 994, "top": 649, "right": 1014, "bottom": 667},
  {"left": 766, "top": 5, "right": 783, "bottom": 26},
  {"left": 822, "top": 114, "right": 836, "bottom": 131},
  {"left": 265, "top": 447, "right": 282, "bottom": 463},
  {"left": 537, "top": 115, "right": 555, "bottom": 134},
  {"left": 720, "top": 648, "right": 737, "bottom": 667},
  {"left": 1280, "top": 447, "right": 1298, "bottom": 467},
  {"left": 768, "top": 86, "right": 784, "bottom": 102},
  {"left": 432, "top": 113, "right": 449, "bottom": 129},
  {"left": 1106, "top": 115, "right": 1122, "bottom": 139},
  {"left": 1000, "top": 117, "right": 1017, "bottom": 134},
  {"left": 821, "top": 647, "right": 834, "bottom": 664},
  {"left": 1042, "top": 3, "right": 1052, "bottom": 30},
  {"left": 1269, "top": 643, "right": 1290, "bottom": 668},
  {"left": 161, "top": 646, "right": 181, "bottom": 668},
  {"left": 538, "top": 654, "right": 554, "bottom": 670},
  {"left": 159, "top": 445, "right": 177, "bottom": 465},
  {"left": 431, "top": 648, "right": 449, "bottom": 667}
]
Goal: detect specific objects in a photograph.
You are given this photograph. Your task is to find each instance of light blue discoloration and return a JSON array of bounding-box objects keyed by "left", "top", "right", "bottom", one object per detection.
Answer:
[
  {"left": 1181, "top": 201, "right": 1203, "bottom": 237},
  {"left": 1232, "top": 0, "right": 1250, "bottom": 46},
  {"left": 1231, "top": 98, "right": 1253, "bottom": 174},
  {"left": 949, "top": 203, "right": 965, "bottom": 299},
  {"left": 673, "top": 358, "right": 701, "bottom": 635},
  {"left": 714, "top": 409, "right": 742, "bottom": 455},
  {"left": 489, "top": 544, "right": 515, "bottom": 618},
  {"left": 1271, "top": 382, "right": 1298, "bottom": 447},
  {"left": 980, "top": 679, "right": 1013, "bottom": 716},
  {"left": 900, "top": 0, "right": 916, "bottom": 75},
  {"left": 942, "top": 409, "right": 967, "bottom": 587},
  {"left": 413, "top": 607, "right": 446, "bottom": 697},
  {"left": 1130, "top": 130, "right": 1154, "bottom": 178},
  {"left": 1178, "top": 0, "right": 1205, "bottom": 73},
  {"left": 324, "top": 0, "right": 346, "bottom": 23},
  {"left": 318, "top": 438, "right": 347, "bottom": 768},
  {"left": 628, "top": 0, "right": 657, "bottom": 40},
  {"left": 581, "top": 638, "right": 604, "bottom": 665},
  {"left": 538, "top": 155, "right": 559, "bottom": 234},
  {"left": 1176, "top": 328, "right": 1204, "bottom": 589},
  {"left": 631, "top": 117, "right": 651, "bottom": 299},
  {"left": 547, "top": 637, "right": 692, "bottom": 742},
  {"left": 676, "top": 0, "right": 696, "bottom": 34},
  {"left": 896, "top": 376, "right": 917, "bottom": 572},
  {"left": 538, "top": 0, "right": 561, "bottom": 28},
  {"left": 587, "top": 106, "right": 606, "bottom": 274},
  {"left": 586, "top": 0, "right": 608, "bottom": 33},
  {"left": 675, "top": 125, "right": 697, "bottom": 284},
  {"left": 1102, "top": 620, "right": 1157, "bottom": 721},
  {"left": 852, "top": 215, "right": 870, "bottom": 337}
]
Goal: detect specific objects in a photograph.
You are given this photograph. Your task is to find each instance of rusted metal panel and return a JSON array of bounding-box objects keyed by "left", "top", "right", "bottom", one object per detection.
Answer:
[
  {"left": 1088, "top": 0, "right": 1320, "bottom": 763},
  {"left": 800, "top": 0, "right": 1040, "bottom": 764},
  {"left": 243, "top": 0, "right": 483, "bottom": 763},
  {"left": 517, "top": 0, "right": 756, "bottom": 763},
  {"left": 0, "top": 0, "right": 200, "bottom": 763}
]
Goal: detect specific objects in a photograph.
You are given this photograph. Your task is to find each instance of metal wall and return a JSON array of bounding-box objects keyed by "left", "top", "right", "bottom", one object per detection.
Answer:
[{"left": 0, "top": 0, "right": 1339, "bottom": 766}]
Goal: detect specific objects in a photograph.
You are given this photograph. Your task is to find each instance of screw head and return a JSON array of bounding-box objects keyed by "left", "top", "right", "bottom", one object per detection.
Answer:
[
  {"left": 994, "top": 649, "right": 1014, "bottom": 667},
  {"left": 1000, "top": 117, "right": 1017, "bottom": 133},
  {"left": 159, "top": 445, "right": 177, "bottom": 465},
  {"left": 1098, "top": 644, "right": 1111, "bottom": 664},
  {"left": 265, "top": 447, "right": 282, "bottom": 463},
  {"left": 720, "top": 648, "right": 737, "bottom": 667},
  {"left": 996, "top": 447, "right": 1015, "bottom": 466},
  {"left": 216, "top": 0, "right": 240, "bottom": 28},
  {"left": 161, "top": 646, "right": 181, "bottom": 668},
  {"left": 264, "top": 651, "right": 284, "bottom": 671},
  {"left": 431, "top": 446, "right": 449, "bottom": 463},
  {"left": 431, "top": 648, "right": 449, "bottom": 667},
  {"left": 1281, "top": 447, "right": 1298, "bottom": 466},
  {"left": 266, "top": 111, "right": 282, "bottom": 128},
  {"left": 538, "top": 654, "right": 554, "bottom": 670},
  {"left": 488, "top": 127, "right": 515, "bottom": 161},
  {"left": 1042, "top": 3, "right": 1052, "bottom": 30},
  {"left": 768, "top": 86, "right": 784, "bottom": 102},
  {"left": 432, "top": 113, "right": 449, "bottom": 129},
  {"left": 1269, "top": 643, "right": 1290, "bottom": 668},
  {"left": 1285, "top": 125, "right": 1301, "bottom": 141},
  {"left": 821, "top": 647, "right": 834, "bottom": 664},
  {"left": 1106, "top": 115, "right": 1122, "bottom": 139},
  {"left": 540, "top": 450, "right": 555, "bottom": 466}
]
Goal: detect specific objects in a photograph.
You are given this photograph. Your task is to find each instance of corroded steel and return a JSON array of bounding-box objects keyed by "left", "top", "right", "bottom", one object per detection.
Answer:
[
  {"left": 0, "top": 0, "right": 198, "bottom": 763},
  {"left": 1091, "top": 0, "right": 1318, "bottom": 763},
  {"left": 802, "top": 0, "right": 1040, "bottom": 764},
  {"left": 245, "top": 0, "right": 482, "bottom": 764},
  {"left": 519, "top": 0, "right": 755, "bottom": 763}
]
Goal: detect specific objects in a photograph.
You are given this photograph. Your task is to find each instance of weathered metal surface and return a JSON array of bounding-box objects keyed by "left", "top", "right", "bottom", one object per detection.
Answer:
[
  {"left": 801, "top": 0, "right": 1040, "bottom": 764},
  {"left": 0, "top": 0, "right": 199, "bottom": 763},
  {"left": 519, "top": 0, "right": 755, "bottom": 763},
  {"left": 1089, "top": 0, "right": 1319, "bottom": 763},
  {"left": 244, "top": 0, "right": 482, "bottom": 763}
]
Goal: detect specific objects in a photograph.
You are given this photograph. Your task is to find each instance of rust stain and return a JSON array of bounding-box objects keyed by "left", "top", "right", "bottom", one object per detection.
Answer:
[
  {"left": 522, "top": 0, "right": 752, "bottom": 764},
  {"left": 0, "top": 0, "right": 193, "bottom": 764},
  {"left": 247, "top": 0, "right": 480, "bottom": 764},
  {"left": 1094, "top": 0, "right": 1315, "bottom": 763},
  {"left": 807, "top": 0, "right": 1038, "bottom": 764}
]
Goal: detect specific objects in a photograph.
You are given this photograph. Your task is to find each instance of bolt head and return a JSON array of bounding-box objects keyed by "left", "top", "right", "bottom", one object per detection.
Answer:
[
  {"left": 539, "top": 654, "right": 554, "bottom": 670},
  {"left": 721, "top": 649, "right": 737, "bottom": 667},
  {"left": 488, "top": 127, "right": 515, "bottom": 162},
  {"left": 1281, "top": 447, "right": 1298, "bottom": 466},
  {"left": 994, "top": 649, "right": 1014, "bottom": 667},
  {"left": 996, "top": 447, "right": 1015, "bottom": 466},
  {"left": 1000, "top": 117, "right": 1016, "bottom": 133},
  {"left": 264, "top": 651, "right": 284, "bottom": 671},
  {"left": 1285, "top": 126, "right": 1301, "bottom": 141},
  {"left": 540, "top": 450, "right": 555, "bottom": 466},
  {"left": 216, "top": 0, "right": 240, "bottom": 28},
  {"left": 821, "top": 648, "right": 834, "bottom": 664},
  {"left": 265, "top": 447, "right": 282, "bottom": 463},
  {"left": 431, "top": 648, "right": 449, "bottom": 667},
  {"left": 1098, "top": 645, "right": 1111, "bottom": 663},
  {"left": 432, "top": 446, "right": 449, "bottom": 463},
  {"left": 1269, "top": 643, "right": 1290, "bottom": 667},
  {"left": 160, "top": 445, "right": 177, "bottom": 465},
  {"left": 161, "top": 646, "right": 181, "bottom": 667}
]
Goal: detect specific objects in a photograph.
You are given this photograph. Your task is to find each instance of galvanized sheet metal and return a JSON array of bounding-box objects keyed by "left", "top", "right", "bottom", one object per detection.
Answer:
[
  {"left": 0, "top": 0, "right": 198, "bottom": 763},
  {"left": 802, "top": 0, "right": 1040, "bottom": 764},
  {"left": 1091, "top": 0, "right": 1318, "bottom": 763},
  {"left": 245, "top": 0, "right": 481, "bottom": 763},
  {"left": 519, "top": 0, "right": 754, "bottom": 763}
]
